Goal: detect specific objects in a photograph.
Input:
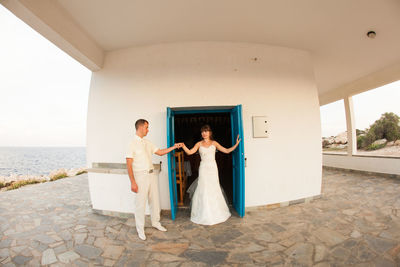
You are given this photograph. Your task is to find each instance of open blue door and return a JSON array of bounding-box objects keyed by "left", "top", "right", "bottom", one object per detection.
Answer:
[
  {"left": 231, "top": 105, "right": 245, "bottom": 217},
  {"left": 166, "top": 107, "right": 178, "bottom": 220}
]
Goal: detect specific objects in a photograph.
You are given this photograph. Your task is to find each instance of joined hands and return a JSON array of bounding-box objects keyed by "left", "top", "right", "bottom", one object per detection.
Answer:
[{"left": 174, "top": 143, "right": 185, "bottom": 149}]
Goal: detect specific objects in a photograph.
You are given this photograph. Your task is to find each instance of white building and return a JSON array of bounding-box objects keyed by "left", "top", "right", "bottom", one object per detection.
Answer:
[{"left": 2, "top": 0, "right": 400, "bottom": 219}]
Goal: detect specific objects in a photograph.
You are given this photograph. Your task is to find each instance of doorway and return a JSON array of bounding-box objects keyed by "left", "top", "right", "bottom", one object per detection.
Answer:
[
  {"left": 174, "top": 112, "right": 233, "bottom": 206},
  {"left": 166, "top": 105, "right": 245, "bottom": 220}
]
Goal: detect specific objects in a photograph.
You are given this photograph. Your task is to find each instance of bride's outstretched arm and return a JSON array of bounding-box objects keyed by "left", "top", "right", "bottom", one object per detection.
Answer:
[
  {"left": 214, "top": 135, "right": 241, "bottom": 154},
  {"left": 182, "top": 142, "right": 201, "bottom": 155}
]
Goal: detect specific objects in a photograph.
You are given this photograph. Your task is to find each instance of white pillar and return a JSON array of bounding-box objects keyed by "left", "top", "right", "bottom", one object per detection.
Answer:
[{"left": 344, "top": 97, "right": 357, "bottom": 156}]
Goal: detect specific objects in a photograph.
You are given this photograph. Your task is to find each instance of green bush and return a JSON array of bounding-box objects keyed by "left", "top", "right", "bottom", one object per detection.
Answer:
[
  {"left": 362, "top": 131, "right": 376, "bottom": 148},
  {"left": 366, "top": 143, "right": 386, "bottom": 151},
  {"left": 76, "top": 170, "right": 87, "bottom": 176},
  {"left": 362, "top": 112, "right": 400, "bottom": 148},
  {"left": 0, "top": 181, "right": 5, "bottom": 189},
  {"left": 356, "top": 129, "right": 366, "bottom": 136},
  {"left": 6, "top": 179, "right": 42, "bottom": 191},
  {"left": 357, "top": 135, "right": 365, "bottom": 149},
  {"left": 50, "top": 173, "right": 68, "bottom": 181}
]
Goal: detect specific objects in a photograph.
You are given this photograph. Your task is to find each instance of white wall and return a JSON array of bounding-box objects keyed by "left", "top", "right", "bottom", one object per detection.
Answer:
[
  {"left": 88, "top": 172, "right": 154, "bottom": 214},
  {"left": 323, "top": 154, "right": 400, "bottom": 175},
  {"left": 87, "top": 42, "right": 322, "bottom": 212},
  {"left": 88, "top": 172, "right": 135, "bottom": 213}
]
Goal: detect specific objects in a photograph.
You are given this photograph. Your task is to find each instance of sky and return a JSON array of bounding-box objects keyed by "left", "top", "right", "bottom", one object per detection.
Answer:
[
  {"left": 0, "top": 5, "right": 91, "bottom": 147},
  {"left": 0, "top": 5, "right": 399, "bottom": 145}
]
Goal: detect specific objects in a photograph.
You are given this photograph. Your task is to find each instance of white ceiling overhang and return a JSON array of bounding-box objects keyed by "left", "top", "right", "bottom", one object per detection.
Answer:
[{"left": 1, "top": 0, "right": 400, "bottom": 105}]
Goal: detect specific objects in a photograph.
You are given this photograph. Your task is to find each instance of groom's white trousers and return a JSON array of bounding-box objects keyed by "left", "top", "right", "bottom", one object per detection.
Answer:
[{"left": 134, "top": 170, "right": 161, "bottom": 232}]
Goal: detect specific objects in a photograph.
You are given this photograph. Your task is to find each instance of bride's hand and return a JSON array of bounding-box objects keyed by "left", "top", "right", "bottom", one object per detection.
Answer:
[
  {"left": 236, "top": 135, "right": 241, "bottom": 144},
  {"left": 174, "top": 143, "right": 184, "bottom": 149},
  {"left": 173, "top": 143, "right": 181, "bottom": 149}
]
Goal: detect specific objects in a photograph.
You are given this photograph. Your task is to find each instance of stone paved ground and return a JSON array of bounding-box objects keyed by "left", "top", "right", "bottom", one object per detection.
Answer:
[{"left": 1, "top": 169, "right": 400, "bottom": 266}]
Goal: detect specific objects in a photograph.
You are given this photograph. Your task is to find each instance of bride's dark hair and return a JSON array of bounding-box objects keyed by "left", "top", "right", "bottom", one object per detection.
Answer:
[{"left": 200, "top": 124, "right": 214, "bottom": 140}]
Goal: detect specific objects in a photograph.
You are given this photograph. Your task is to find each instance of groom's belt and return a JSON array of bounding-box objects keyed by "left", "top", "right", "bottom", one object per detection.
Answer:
[{"left": 134, "top": 169, "right": 154, "bottom": 174}]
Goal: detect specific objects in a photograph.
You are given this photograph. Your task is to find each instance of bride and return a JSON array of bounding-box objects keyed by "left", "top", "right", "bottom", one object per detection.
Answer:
[{"left": 182, "top": 125, "right": 241, "bottom": 225}]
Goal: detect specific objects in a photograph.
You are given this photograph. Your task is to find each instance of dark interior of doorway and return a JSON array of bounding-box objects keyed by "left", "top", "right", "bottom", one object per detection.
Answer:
[{"left": 174, "top": 112, "right": 233, "bottom": 206}]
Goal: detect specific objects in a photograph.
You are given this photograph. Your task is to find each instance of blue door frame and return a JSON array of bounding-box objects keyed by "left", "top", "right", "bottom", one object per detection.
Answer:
[
  {"left": 166, "top": 105, "right": 245, "bottom": 220},
  {"left": 166, "top": 107, "right": 178, "bottom": 219},
  {"left": 230, "top": 105, "right": 245, "bottom": 217}
]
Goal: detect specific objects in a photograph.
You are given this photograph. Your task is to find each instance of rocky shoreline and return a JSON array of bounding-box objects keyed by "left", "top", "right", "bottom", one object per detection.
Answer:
[{"left": 0, "top": 167, "right": 87, "bottom": 191}]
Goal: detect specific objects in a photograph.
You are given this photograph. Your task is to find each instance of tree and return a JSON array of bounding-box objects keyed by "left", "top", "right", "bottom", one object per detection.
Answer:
[{"left": 362, "top": 112, "right": 400, "bottom": 148}]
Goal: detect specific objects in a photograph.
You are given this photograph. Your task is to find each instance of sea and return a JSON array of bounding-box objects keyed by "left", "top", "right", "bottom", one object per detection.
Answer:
[{"left": 0, "top": 147, "right": 86, "bottom": 177}]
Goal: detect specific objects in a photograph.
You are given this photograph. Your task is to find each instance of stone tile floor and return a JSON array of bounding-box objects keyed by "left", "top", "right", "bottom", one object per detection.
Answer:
[{"left": 1, "top": 168, "right": 400, "bottom": 266}]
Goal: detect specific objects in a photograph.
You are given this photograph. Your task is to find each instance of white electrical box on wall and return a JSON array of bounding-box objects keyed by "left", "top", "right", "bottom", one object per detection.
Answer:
[{"left": 252, "top": 116, "right": 269, "bottom": 138}]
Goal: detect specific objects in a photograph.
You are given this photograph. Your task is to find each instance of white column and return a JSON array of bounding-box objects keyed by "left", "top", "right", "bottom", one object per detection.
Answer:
[{"left": 344, "top": 97, "right": 357, "bottom": 156}]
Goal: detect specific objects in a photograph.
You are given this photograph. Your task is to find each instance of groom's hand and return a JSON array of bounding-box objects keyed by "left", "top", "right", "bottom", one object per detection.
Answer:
[
  {"left": 131, "top": 182, "right": 138, "bottom": 193},
  {"left": 174, "top": 143, "right": 183, "bottom": 149}
]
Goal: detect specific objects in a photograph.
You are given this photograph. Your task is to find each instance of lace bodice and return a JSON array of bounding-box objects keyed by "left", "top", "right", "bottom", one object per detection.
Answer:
[{"left": 199, "top": 145, "right": 216, "bottom": 162}]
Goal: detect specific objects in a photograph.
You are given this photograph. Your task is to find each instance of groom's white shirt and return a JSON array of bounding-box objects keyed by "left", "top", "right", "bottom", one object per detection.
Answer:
[{"left": 126, "top": 134, "right": 159, "bottom": 172}]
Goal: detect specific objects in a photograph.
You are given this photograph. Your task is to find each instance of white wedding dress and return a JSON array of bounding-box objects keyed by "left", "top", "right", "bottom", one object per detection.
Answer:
[{"left": 187, "top": 145, "right": 231, "bottom": 225}]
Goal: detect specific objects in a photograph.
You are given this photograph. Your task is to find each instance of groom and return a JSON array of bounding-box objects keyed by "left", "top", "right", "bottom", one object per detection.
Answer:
[{"left": 126, "top": 119, "right": 182, "bottom": 240}]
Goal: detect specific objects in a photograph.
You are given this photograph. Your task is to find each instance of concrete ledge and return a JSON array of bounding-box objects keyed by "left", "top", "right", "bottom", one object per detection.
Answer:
[
  {"left": 87, "top": 162, "right": 162, "bottom": 175},
  {"left": 323, "top": 153, "right": 400, "bottom": 176},
  {"left": 353, "top": 154, "right": 400, "bottom": 159},
  {"left": 88, "top": 168, "right": 128, "bottom": 174},
  {"left": 245, "top": 194, "right": 322, "bottom": 213},
  {"left": 92, "top": 162, "right": 127, "bottom": 169},
  {"left": 323, "top": 166, "right": 400, "bottom": 179},
  {"left": 323, "top": 152, "right": 400, "bottom": 160}
]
